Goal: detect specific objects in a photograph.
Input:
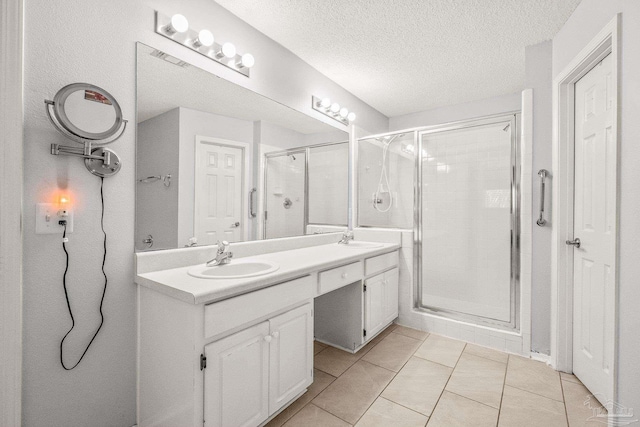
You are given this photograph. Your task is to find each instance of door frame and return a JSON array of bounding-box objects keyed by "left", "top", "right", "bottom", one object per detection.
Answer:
[
  {"left": 1, "top": 0, "right": 23, "bottom": 425},
  {"left": 550, "top": 14, "right": 620, "bottom": 398},
  {"left": 194, "top": 136, "right": 252, "bottom": 242}
]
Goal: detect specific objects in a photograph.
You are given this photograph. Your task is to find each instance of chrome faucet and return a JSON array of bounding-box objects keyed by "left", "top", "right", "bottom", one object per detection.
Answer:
[
  {"left": 206, "top": 241, "right": 233, "bottom": 266},
  {"left": 338, "top": 230, "right": 354, "bottom": 245}
]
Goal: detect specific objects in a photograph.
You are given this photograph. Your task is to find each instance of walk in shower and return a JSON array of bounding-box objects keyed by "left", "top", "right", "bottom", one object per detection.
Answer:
[{"left": 357, "top": 113, "right": 520, "bottom": 330}]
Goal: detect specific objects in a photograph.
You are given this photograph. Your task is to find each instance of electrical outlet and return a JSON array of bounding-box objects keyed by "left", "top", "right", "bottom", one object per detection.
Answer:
[{"left": 35, "top": 203, "right": 74, "bottom": 234}]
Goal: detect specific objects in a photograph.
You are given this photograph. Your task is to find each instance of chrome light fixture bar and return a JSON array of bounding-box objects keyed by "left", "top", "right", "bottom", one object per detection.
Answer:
[
  {"left": 312, "top": 96, "right": 356, "bottom": 126},
  {"left": 154, "top": 11, "right": 255, "bottom": 77}
]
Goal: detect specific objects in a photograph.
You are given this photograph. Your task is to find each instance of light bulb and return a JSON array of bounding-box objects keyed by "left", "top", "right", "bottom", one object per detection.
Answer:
[
  {"left": 166, "top": 14, "right": 189, "bottom": 34},
  {"left": 347, "top": 112, "right": 356, "bottom": 122},
  {"left": 216, "top": 42, "right": 236, "bottom": 59},
  {"left": 320, "top": 98, "right": 331, "bottom": 109},
  {"left": 193, "top": 29, "right": 214, "bottom": 48},
  {"left": 330, "top": 103, "right": 340, "bottom": 113},
  {"left": 339, "top": 107, "right": 349, "bottom": 118},
  {"left": 237, "top": 53, "right": 255, "bottom": 68}
]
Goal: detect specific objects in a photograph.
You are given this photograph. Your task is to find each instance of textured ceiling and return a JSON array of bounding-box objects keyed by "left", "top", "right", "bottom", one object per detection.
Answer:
[
  {"left": 214, "top": 0, "right": 581, "bottom": 117},
  {"left": 137, "top": 44, "right": 340, "bottom": 134}
]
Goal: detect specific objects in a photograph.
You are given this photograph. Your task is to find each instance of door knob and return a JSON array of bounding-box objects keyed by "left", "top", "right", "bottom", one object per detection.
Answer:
[
  {"left": 566, "top": 238, "right": 581, "bottom": 248},
  {"left": 231, "top": 222, "right": 240, "bottom": 228},
  {"left": 264, "top": 335, "right": 272, "bottom": 343}
]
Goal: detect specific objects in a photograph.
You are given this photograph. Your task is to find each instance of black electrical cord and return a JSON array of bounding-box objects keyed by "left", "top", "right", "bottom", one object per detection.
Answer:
[{"left": 59, "top": 177, "right": 108, "bottom": 370}]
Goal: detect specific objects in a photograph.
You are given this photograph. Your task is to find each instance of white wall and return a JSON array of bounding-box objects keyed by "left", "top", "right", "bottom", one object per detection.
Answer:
[
  {"left": 389, "top": 92, "right": 522, "bottom": 131},
  {"left": 524, "top": 41, "right": 553, "bottom": 355},
  {"left": 136, "top": 109, "right": 180, "bottom": 250},
  {"left": 302, "top": 129, "right": 349, "bottom": 146},
  {"left": 551, "top": 0, "right": 640, "bottom": 414},
  {"left": 308, "top": 143, "right": 349, "bottom": 226},
  {"left": 21, "top": 1, "right": 386, "bottom": 426}
]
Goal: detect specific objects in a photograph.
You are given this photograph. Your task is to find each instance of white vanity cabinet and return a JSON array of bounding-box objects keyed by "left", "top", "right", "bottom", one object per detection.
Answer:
[
  {"left": 204, "top": 321, "right": 270, "bottom": 427},
  {"left": 138, "top": 276, "right": 314, "bottom": 427},
  {"left": 364, "top": 268, "right": 399, "bottom": 339},
  {"left": 204, "top": 303, "right": 313, "bottom": 427},
  {"left": 314, "top": 250, "right": 399, "bottom": 351},
  {"left": 137, "top": 242, "right": 401, "bottom": 427}
]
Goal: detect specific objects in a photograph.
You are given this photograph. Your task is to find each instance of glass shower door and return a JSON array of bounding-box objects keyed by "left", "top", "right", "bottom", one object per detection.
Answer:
[
  {"left": 264, "top": 151, "right": 307, "bottom": 239},
  {"left": 418, "top": 116, "right": 519, "bottom": 328}
]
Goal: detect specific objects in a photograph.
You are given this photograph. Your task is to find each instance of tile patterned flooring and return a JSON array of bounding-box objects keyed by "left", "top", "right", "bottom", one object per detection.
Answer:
[{"left": 266, "top": 324, "right": 606, "bottom": 427}]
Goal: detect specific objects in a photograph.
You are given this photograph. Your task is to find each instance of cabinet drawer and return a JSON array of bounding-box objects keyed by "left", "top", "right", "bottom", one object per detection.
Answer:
[
  {"left": 204, "top": 275, "right": 312, "bottom": 339},
  {"left": 318, "top": 261, "right": 362, "bottom": 295},
  {"left": 365, "top": 251, "right": 399, "bottom": 276}
]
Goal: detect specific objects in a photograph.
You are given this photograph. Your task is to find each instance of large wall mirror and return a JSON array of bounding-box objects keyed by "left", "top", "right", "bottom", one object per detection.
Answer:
[{"left": 135, "top": 43, "right": 349, "bottom": 251}]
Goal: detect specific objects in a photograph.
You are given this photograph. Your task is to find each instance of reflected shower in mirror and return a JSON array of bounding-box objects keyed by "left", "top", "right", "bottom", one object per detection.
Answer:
[{"left": 135, "top": 43, "right": 348, "bottom": 251}]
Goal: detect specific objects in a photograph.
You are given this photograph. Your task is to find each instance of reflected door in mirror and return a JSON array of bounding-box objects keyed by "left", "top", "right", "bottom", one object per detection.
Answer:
[{"left": 195, "top": 141, "right": 244, "bottom": 244}]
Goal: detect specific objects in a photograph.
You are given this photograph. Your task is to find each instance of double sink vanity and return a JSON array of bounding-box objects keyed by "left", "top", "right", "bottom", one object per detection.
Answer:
[{"left": 135, "top": 233, "right": 400, "bottom": 427}]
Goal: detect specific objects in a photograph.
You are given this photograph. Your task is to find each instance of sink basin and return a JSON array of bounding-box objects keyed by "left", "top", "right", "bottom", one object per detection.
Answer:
[
  {"left": 188, "top": 259, "right": 279, "bottom": 279},
  {"left": 337, "top": 241, "right": 383, "bottom": 249}
]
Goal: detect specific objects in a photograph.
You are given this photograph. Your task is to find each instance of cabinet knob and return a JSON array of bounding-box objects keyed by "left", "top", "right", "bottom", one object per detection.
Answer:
[
  {"left": 272, "top": 331, "right": 280, "bottom": 339},
  {"left": 264, "top": 335, "right": 272, "bottom": 343},
  {"left": 341, "top": 273, "right": 348, "bottom": 279}
]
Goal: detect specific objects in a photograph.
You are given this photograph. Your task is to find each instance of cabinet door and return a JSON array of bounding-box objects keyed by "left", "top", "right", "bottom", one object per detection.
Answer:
[
  {"left": 204, "top": 321, "right": 270, "bottom": 427},
  {"left": 268, "top": 303, "right": 313, "bottom": 414},
  {"left": 364, "top": 275, "right": 385, "bottom": 340},
  {"left": 383, "top": 268, "right": 399, "bottom": 325}
]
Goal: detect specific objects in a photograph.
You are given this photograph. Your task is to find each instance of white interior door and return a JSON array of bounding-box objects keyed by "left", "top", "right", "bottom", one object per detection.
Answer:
[
  {"left": 572, "top": 53, "right": 615, "bottom": 404},
  {"left": 195, "top": 141, "right": 244, "bottom": 245}
]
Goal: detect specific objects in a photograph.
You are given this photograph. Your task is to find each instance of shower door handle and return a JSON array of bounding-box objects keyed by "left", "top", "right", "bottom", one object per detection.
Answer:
[
  {"left": 249, "top": 188, "right": 257, "bottom": 218},
  {"left": 536, "top": 169, "right": 548, "bottom": 226},
  {"left": 566, "top": 238, "right": 581, "bottom": 248}
]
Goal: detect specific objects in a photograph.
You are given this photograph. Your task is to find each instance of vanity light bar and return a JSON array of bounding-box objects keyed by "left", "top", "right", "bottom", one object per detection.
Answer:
[
  {"left": 312, "top": 96, "right": 356, "bottom": 126},
  {"left": 154, "top": 11, "right": 254, "bottom": 78}
]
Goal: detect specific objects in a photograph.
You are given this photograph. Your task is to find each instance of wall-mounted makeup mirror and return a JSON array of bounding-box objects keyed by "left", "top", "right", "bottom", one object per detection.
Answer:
[
  {"left": 50, "top": 83, "right": 124, "bottom": 141},
  {"left": 135, "top": 43, "right": 349, "bottom": 251},
  {"left": 47, "top": 83, "right": 127, "bottom": 177}
]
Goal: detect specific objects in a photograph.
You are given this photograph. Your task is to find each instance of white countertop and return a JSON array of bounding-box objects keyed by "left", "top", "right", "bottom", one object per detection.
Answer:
[{"left": 136, "top": 242, "right": 400, "bottom": 305}]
